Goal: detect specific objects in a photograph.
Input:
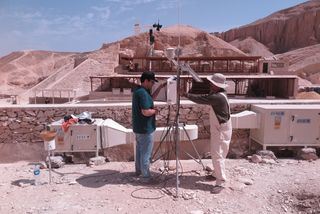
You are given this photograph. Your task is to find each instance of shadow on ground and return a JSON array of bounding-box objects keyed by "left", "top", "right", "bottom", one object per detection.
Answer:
[{"left": 75, "top": 169, "right": 214, "bottom": 193}]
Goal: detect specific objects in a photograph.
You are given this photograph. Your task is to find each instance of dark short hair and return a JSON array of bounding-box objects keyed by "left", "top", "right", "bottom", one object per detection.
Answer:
[{"left": 140, "top": 71, "right": 158, "bottom": 83}]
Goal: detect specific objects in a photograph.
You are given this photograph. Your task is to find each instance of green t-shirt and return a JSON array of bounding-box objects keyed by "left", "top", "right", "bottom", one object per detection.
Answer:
[{"left": 132, "top": 86, "right": 156, "bottom": 134}]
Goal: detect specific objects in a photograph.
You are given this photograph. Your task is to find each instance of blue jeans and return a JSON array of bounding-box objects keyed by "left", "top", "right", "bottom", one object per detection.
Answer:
[{"left": 135, "top": 132, "right": 154, "bottom": 178}]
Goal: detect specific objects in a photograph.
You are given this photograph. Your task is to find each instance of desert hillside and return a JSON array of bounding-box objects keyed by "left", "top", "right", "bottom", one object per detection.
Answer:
[
  {"left": 219, "top": 0, "right": 320, "bottom": 54},
  {"left": 118, "top": 25, "right": 245, "bottom": 57},
  {"left": 0, "top": 25, "right": 246, "bottom": 99},
  {"left": 275, "top": 44, "right": 320, "bottom": 84},
  {"left": 0, "top": 51, "right": 75, "bottom": 96},
  {"left": 229, "top": 37, "right": 274, "bottom": 57}
]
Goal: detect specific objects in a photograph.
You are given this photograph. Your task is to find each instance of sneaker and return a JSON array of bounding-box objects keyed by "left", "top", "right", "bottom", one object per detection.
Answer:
[
  {"left": 205, "top": 174, "right": 216, "bottom": 181},
  {"left": 128, "top": 172, "right": 140, "bottom": 177},
  {"left": 134, "top": 171, "right": 141, "bottom": 177},
  {"left": 211, "top": 185, "right": 224, "bottom": 194}
]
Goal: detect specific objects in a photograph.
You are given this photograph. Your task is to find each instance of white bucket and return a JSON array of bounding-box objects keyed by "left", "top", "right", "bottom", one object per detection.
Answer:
[{"left": 44, "top": 139, "right": 56, "bottom": 151}]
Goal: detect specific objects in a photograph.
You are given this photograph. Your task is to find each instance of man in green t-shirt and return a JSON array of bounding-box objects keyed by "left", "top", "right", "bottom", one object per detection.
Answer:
[{"left": 132, "top": 71, "right": 165, "bottom": 183}]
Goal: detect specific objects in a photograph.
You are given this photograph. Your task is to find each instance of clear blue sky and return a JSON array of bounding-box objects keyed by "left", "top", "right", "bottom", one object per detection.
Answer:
[{"left": 0, "top": 0, "right": 307, "bottom": 57}]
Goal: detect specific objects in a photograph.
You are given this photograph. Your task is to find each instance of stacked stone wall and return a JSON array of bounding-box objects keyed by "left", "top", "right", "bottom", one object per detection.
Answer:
[{"left": 0, "top": 103, "right": 251, "bottom": 161}]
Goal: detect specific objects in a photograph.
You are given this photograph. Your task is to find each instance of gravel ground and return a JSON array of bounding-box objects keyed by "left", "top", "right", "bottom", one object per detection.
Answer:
[{"left": 0, "top": 158, "right": 319, "bottom": 214}]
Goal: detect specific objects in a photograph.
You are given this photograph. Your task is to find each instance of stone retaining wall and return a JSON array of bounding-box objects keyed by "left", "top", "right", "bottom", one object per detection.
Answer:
[{"left": 0, "top": 103, "right": 250, "bottom": 162}]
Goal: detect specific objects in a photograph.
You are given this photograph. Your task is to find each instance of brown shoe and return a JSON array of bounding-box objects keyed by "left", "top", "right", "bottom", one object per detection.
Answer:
[{"left": 205, "top": 174, "right": 216, "bottom": 181}]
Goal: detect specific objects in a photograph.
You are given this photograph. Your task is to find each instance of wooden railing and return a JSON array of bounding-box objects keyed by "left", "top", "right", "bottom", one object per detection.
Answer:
[{"left": 120, "top": 56, "right": 261, "bottom": 74}]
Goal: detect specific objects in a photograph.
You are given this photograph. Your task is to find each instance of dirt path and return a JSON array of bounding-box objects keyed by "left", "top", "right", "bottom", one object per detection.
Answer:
[{"left": 0, "top": 159, "right": 319, "bottom": 214}]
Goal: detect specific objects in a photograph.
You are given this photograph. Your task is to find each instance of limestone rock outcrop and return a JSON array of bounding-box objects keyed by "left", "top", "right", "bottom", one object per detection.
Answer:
[{"left": 219, "top": 0, "right": 320, "bottom": 54}]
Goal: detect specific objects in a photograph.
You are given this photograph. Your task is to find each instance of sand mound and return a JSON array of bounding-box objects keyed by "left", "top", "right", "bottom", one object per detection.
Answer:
[
  {"left": 230, "top": 37, "right": 274, "bottom": 57},
  {"left": 296, "top": 91, "right": 320, "bottom": 99}
]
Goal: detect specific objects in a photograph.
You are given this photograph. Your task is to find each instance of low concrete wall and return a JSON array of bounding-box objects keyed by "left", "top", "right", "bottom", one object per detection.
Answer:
[{"left": 0, "top": 101, "right": 252, "bottom": 162}]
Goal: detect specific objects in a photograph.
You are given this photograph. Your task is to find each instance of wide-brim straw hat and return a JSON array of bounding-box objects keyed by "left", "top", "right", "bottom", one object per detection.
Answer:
[{"left": 206, "top": 73, "right": 228, "bottom": 89}]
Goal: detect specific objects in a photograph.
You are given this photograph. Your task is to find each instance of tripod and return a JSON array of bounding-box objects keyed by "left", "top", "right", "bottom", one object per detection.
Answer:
[
  {"left": 151, "top": 117, "right": 205, "bottom": 169},
  {"left": 151, "top": 66, "right": 204, "bottom": 198}
]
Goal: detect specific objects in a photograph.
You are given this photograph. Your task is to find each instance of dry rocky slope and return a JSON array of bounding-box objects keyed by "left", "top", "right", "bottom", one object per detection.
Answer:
[
  {"left": 217, "top": 0, "right": 320, "bottom": 85},
  {"left": 229, "top": 37, "right": 274, "bottom": 57},
  {"left": 0, "top": 51, "right": 75, "bottom": 96},
  {"left": 219, "top": 0, "right": 320, "bottom": 54},
  {"left": 275, "top": 44, "right": 320, "bottom": 84},
  {"left": 119, "top": 25, "right": 245, "bottom": 57}
]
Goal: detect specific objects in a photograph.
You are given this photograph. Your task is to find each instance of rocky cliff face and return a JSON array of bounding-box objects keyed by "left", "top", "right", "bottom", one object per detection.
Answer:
[{"left": 219, "top": 0, "right": 320, "bottom": 54}]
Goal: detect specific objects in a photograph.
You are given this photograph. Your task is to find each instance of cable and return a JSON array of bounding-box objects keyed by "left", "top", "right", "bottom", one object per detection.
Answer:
[
  {"left": 130, "top": 169, "right": 171, "bottom": 199},
  {"left": 131, "top": 187, "right": 165, "bottom": 200}
]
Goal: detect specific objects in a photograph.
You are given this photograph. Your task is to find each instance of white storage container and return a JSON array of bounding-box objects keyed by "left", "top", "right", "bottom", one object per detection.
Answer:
[
  {"left": 49, "top": 119, "right": 104, "bottom": 153},
  {"left": 250, "top": 104, "right": 320, "bottom": 149}
]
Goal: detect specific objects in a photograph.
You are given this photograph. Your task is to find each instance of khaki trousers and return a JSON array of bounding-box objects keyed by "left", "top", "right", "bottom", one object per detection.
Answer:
[{"left": 209, "top": 108, "right": 232, "bottom": 186}]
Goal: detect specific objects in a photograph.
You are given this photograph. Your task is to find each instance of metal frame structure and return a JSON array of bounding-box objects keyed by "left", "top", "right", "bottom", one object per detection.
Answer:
[{"left": 119, "top": 56, "right": 261, "bottom": 74}]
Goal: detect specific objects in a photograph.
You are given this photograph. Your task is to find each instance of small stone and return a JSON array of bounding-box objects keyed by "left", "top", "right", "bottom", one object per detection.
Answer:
[
  {"left": 46, "top": 156, "right": 65, "bottom": 168},
  {"left": 69, "top": 181, "right": 77, "bottom": 185},
  {"left": 256, "top": 150, "right": 277, "bottom": 160},
  {"left": 297, "top": 148, "right": 318, "bottom": 160},
  {"left": 281, "top": 205, "right": 288, "bottom": 212},
  {"left": 182, "top": 191, "right": 196, "bottom": 200},
  {"left": 230, "top": 182, "right": 246, "bottom": 191},
  {"left": 88, "top": 156, "right": 106, "bottom": 166},
  {"left": 18, "top": 182, "right": 30, "bottom": 188},
  {"left": 251, "top": 154, "right": 262, "bottom": 163},
  {"left": 238, "top": 178, "right": 253, "bottom": 185},
  {"left": 261, "top": 158, "right": 276, "bottom": 164}
]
